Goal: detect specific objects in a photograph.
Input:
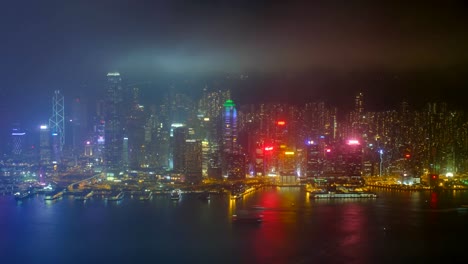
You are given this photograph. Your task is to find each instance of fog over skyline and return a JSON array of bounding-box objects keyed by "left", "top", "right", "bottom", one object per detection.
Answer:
[{"left": 1, "top": 0, "right": 468, "bottom": 126}]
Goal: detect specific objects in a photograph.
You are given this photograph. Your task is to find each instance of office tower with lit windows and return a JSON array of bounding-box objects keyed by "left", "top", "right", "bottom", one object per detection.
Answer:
[
  {"left": 126, "top": 86, "right": 146, "bottom": 169},
  {"left": 222, "top": 99, "right": 245, "bottom": 178},
  {"left": 349, "top": 91, "right": 367, "bottom": 139},
  {"left": 70, "top": 96, "right": 88, "bottom": 156},
  {"left": 103, "top": 72, "right": 125, "bottom": 170},
  {"left": 279, "top": 150, "right": 297, "bottom": 175},
  {"left": 84, "top": 140, "right": 93, "bottom": 157},
  {"left": 39, "top": 124, "right": 51, "bottom": 165},
  {"left": 11, "top": 125, "right": 26, "bottom": 159},
  {"left": 306, "top": 142, "right": 322, "bottom": 178},
  {"left": 143, "top": 105, "right": 159, "bottom": 168},
  {"left": 222, "top": 99, "right": 238, "bottom": 154},
  {"left": 198, "top": 88, "right": 231, "bottom": 171},
  {"left": 173, "top": 126, "right": 188, "bottom": 173},
  {"left": 342, "top": 139, "right": 363, "bottom": 177},
  {"left": 225, "top": 153, "right": 246, "bottom": 180},
  {"left": 147, "top": 103, "right": 170, "bottom": 169},
  {"left": 93, "top": 118, "right": 106, "bottom": 163},
  {"left": 184, "top": 139, "right": 203, "bottom": 183}
]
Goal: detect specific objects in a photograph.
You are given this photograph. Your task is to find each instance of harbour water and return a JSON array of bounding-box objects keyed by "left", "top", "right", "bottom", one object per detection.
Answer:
[{"left": 1, "top": 187, "right": 468, "bottom": 264}]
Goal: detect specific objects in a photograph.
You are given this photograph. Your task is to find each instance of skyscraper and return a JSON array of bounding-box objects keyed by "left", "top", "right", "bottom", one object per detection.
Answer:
[
  {"left": 306, "top": 143, "right": 322, "bottom": 178},
  {"left": 222, "top": 99, "right": 238, "bottom": 154},
  {"left": 11, "top": 125, "right": 26, "bottom": 159},
  {"left": 104, "top": 72, "right": 125, "bottom": 171},
  {"left": 39, "top": 124, "right": 51, "bottom": 165},
  {"left": 49, "top": 90, "right": 65, "bottom": 162},
  {"left": 126, "top": 86, "right": 145, "bottom": 169},
  {"left": 222, "top": 99, "right": 245, "bottom": 179},
  {"left": 173, "top": 126, "right": 188, "bottom": 173},
  {"left": 184, "top": 139, "right": 203, "bottom": 184},
  {"left": 70, "top": 96, "right": 88, "bottom": 156}
]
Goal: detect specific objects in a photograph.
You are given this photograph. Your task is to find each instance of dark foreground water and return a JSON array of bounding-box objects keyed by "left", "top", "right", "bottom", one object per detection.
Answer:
[{"left": 2, "top": 187, "right": 468, "bottom": 264}]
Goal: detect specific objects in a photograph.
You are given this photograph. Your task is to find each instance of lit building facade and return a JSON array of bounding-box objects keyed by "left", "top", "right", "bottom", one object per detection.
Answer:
[
  {"left": 49, "top": 90, "right": 65, "bottom": 162},
  {"left": 103, "top": 72, "right": 125, "bottom": 170},
  {"left": 184, "top": 139, "right": 203, "bottom": 183},
  {"left": 11, "top": 126, "right": 26, "bottom": 158},
  {"left": 306, "top": 143, "right": 322, "bottom": 178},
  {"left": 172, "top": 126, "right": 188, "bottom": 173},
  {"left": 222, "top": 99, "right": 238, "bottom": 154},
  {"left": 39, "top": 125, "right": 51, "bottom": 165}
]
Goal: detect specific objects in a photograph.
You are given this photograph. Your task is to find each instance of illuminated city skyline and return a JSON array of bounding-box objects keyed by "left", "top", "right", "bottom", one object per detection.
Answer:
[
  {"left": 1, "top": 1, "right": 468, "bottom": 176},
  {"left": 3, "top": 2, "right": 468, "bottom": 263}
]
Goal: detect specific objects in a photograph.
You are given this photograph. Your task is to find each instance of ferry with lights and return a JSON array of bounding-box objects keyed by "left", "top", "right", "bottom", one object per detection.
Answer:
[
  {"left": 311, "top": 191, "right": 377, "bottom": 199},
  {"left": 309, "top": 185, "right": 377, "bottom": 199},
  {"left": 14, "top": 190, "right": 33, "bottom": 201},
  {"left": 139, "top": 191, "right": 153, "bottom": 201},
  {"left": 44, "top": 190, "right": 64, "bottom": 200},
  {"left": 107, "top": 191, "right": 124, "bottom": 201},
  {"left": 170, "top": 189, "right": 181, "bottom": 200},
  {"left": 75, "top": 190, "right": 94, "bottom": 201},
  {"left": 232, "top": 210, "right": 264, "bottom": 223}
]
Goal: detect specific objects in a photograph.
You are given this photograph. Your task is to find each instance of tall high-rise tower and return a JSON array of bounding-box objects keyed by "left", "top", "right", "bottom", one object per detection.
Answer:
[
  {"left": 184, "top": 139, "right": 203, "bottom": 183},
  {"left": 349, "top": 92, "right": 366, "bottom": 140},
  {"left": 222, "top": 99, "right": 238, "bottom": 154},
  {"left": 70, "top": 96, "right": 88, "bottom": 155},
  {"left": 127, "top": 86, "right": 146, "bottom": 169},
  {"left": 11, "top": 124, "right": 26, "bottom": 159},
  {"left": 173, "top": 126, "right": 188, "bottom": 173},
  {"left": 49, "top": 90, "right": 65, "bottom": 162},
  {"left": 221, "top": 99, "right": 244, "bottom": 179},
  {"left": 39, "top": 124, "right": 51, "bottom": 165},
  {"left": 104, "top": 72, "right": 125, "bottom": 170},
  {"left": 355, "top": 92, "right": 364, "bottom": 114}
]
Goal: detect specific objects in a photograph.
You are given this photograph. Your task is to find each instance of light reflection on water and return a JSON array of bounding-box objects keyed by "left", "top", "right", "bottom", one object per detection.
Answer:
[{"left": 2, "top": 187, "right": 468, "bottom": 264}]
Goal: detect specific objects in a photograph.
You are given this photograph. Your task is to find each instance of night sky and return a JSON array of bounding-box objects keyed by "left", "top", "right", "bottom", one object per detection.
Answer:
[{"left": 1, "top": 0, "right": 468, "bottom": 127}]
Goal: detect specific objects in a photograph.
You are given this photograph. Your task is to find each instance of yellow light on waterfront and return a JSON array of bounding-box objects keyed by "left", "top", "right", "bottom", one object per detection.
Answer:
[
  {"left": 446, "top": 172, "right": 454, "bottom": 177},
  {"left": 284, "top": 151, "right": 295, "bottom": 155}
]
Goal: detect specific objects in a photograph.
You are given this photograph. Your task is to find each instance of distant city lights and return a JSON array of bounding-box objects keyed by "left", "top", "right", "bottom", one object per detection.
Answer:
[
  {"left": 107, "top": 72, "right": 120, "bottom": 76},
  {"left": 277, "top": 121, "right": 286, "bottom": 126},
  {"left": 347, "top": 139, "right": 360, "bottom": 145}
]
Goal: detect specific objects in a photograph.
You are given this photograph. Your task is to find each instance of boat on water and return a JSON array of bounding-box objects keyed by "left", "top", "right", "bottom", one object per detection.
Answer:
[
  {"left": 311, "top": 191, "right": 377, "bottom": 199},
  {"left": 232, "top": 210, "right": 264, "bottom": 223},
  {"left": 44, "top": 190, "right": 64, "bottom": 200},
  {"left": 139, "top": 191, "right": 153, "bottom": 201},
  {"left": 75, "top": 190, "right": 94, "bottom": 201},
  {"left": 107, "top": 191, "right": 124, "bottom": 201},
  {"left": 170, "top": 189, "right": 181, "bottom": 200},
  {"left": 14, "top": 191, "right": 32, "bottom": 200}
]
